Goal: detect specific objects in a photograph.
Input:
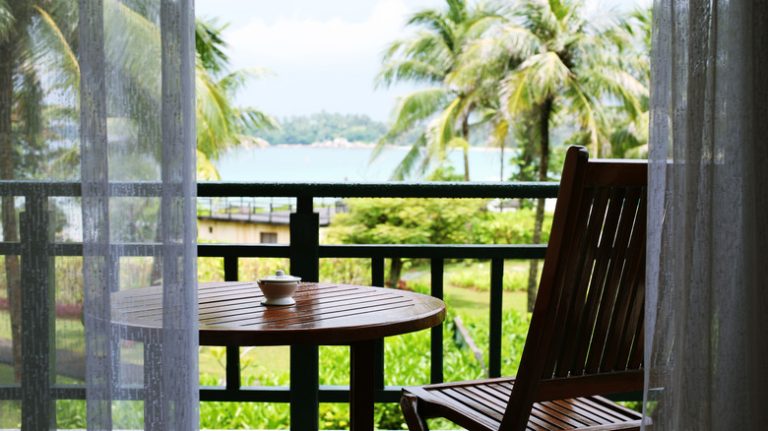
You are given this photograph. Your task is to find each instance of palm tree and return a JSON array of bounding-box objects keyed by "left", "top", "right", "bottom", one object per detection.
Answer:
[
  {"left": 454, "top": 0, "right": 648, "bottom": 310},
  {"left": 374, "top": 0, "right": 500, "bottom": 180},
  {"left": 195, "top": 18, "right": 278, "bottom": 165}
]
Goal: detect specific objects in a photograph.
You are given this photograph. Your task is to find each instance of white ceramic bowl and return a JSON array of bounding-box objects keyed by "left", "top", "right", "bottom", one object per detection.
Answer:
[{"left": 257, "top": 270, "right": 301, "bottom": 306}]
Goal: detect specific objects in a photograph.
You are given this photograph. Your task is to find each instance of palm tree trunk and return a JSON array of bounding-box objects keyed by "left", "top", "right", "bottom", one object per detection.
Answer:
[
  {"left": 527, "top": 98, "right": 552, "bottom": 312},
  {"left": 388, "top": 257, "right": 403, "bottom": 288},
  {"left": 0, "top": 37, "right": 22, "bottom": 382},
  {"left": 461, "top": 108, "right": 471, "bottom": 181}
]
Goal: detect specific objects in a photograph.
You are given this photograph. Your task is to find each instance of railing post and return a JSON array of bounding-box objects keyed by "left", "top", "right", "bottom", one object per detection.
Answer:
[
  {"left": 371, "top": 258, "right": 385, "bottom": 393},
  {"left": 489, "top": 258, "right": 504, "bottom": 378},
  {"left": 224, "top": 256, "right": 238, "bottom": 282},
  {"left": 223, "top": 256, "right": 240, "bottom": 395},
  {"left": 289, "top": 196, "right": 319, "bottom": 431},
  {"left": 430, "top": 258, "right": 444, "bottom": 384},
  {"left": 20, "top": 193, "right": 55, "bottom": 429},
  {"left": 290, "top": 197, "right": 319, "bottom": 280}
]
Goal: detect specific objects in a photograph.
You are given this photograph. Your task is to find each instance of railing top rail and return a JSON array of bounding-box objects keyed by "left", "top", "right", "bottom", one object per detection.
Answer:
[
  {"left": 0, "top": 180, "right": 559, "bottom": 199},
  {"left": 197, "top": 181, "right": 558, "bottom": 199}
]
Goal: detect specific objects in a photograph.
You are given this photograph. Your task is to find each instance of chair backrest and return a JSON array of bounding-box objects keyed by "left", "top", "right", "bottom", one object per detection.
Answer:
[{"left": 501, "top": 146, "right": 647, "bottom": 430}]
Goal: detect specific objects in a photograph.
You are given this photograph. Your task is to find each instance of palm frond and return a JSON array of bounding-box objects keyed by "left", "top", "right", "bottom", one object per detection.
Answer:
[
  {"left": 238, "top": 108, "right": 279, "bottom": 132},
  {"left": 195, "top": 18, "right": 229, "bottom": 74},
  {"left": 425, "top": 96, "right": 462, "bottom": 162},
  {"left": 389, "top": 133, "right": 428, "bottom": 180},
  {"left": 196, "top": 149, "right": 221, "bottom": 180},
  {"left": 104, "top": 0, "right": 163, "bottom": 96},
  {"left": 32, "top": 5, "right": 79, "bottom": 92},
  {"left": 217, "top": 68, "right": 271, "bottom": 93},
  {"left": 587, "top": 67, "right": 647, "bottom": 118},
  {"left": 377, "top": 59, "right": 446, "bottom": 88},
  {"left": 380, "top": 87, "right": 451, "bottom": 143},
  {"left": 196, "top": 62, "right": 237, "bottom": 159},
  {"left": 407, "top": 9, "right": 456, "bottom": 51},
  {"left": 376, "top": 31, "right": 452, "bottom": 87},
  {"left": 0, "top": 0, "right": 13, "bottom": 42},
  {"left": 565, "top": 79, "right": 608, "bottom": 155}
]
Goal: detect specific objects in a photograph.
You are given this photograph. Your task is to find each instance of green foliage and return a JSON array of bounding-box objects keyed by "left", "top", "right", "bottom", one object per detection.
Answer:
[
  {"left": 254, "top": 112, "right": 388, "bottom": 145},
  {"left": 474, "top": 208, "right": 552, "bottom": 245},
  {"left": 327, "top": 198, "right": 486, "bottom": 245}
]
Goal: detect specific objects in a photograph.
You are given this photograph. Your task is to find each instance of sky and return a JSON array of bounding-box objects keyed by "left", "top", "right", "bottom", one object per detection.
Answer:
[{"left": 195, "top": 0, "right": 650, "bottom": 122}]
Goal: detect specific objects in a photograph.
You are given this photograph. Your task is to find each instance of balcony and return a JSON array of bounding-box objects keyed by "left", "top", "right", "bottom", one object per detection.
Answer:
[{"left": 0, "top": 179, "right": 638, "bottom": 429}]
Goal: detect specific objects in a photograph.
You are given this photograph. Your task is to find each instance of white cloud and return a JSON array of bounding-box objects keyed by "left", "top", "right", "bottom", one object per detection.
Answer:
[{"left": 226, "top": 0, "right": 410, "bottom": 67}]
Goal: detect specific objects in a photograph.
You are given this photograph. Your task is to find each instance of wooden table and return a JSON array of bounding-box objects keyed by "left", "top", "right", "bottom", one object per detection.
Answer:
[{"left": 112, "top": 281, "right": 446, "bottom": 431}]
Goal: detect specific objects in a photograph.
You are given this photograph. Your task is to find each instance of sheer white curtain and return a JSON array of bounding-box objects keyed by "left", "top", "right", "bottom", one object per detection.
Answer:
[
  {"left": 0, "top": 0, "right": 197, "bottom": 429},
  {"left": 646, "top": 0, "right": 768, "bottom": 429},
  {"left": 80, "top": 0, "right": 198, "bottom": 429}
]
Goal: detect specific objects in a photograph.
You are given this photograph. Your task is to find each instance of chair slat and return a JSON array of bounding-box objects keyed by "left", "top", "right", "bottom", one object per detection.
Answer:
[
  {"left": 585, "top": 188, "right": 638, "bottom": 374},
  {"left": 570, "top": 187, "right": 626, "bottom": 375},
  {"left": 627, "top": 314, "right": 644, "bottom": 370},
  {"left": 539, "top": 400, "right": 599, "bottom": 426},
  {"left": 531, "top": 404, "right": 582, "bottom": 429},
  {"left": 599, "top": 190, "right": 644, "bottom": 371},
  {"left": 555, "top": 188, "right": 611, "bottom": 377}
]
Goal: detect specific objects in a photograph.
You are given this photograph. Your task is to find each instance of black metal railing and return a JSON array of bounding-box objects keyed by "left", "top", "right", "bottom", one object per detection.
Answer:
[{"left": 0, "top": 180, "right": 559, "bottom": 428}]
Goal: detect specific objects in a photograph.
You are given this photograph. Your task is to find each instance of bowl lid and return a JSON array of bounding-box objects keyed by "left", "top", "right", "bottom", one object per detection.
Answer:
[{"left": 258, "top": 269, "right": 301, "bottom": 283}]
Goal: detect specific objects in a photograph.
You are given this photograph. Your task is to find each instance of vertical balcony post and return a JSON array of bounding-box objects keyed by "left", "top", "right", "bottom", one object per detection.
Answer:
[
  {"left": 371, "top": 257, "right": 385, "bottom": 394},
  {"left": 289, "top": 196, "right": 319, "bottom": 431},
  {"left": 489, "top": 258, "right": 504, "bottom": 377},
  {"left": 20, "top": 193, "right": 55, "bottom": 429},
  {"left": 223, "top": 256, "right": 240, "bottom": 395},
  {"left": 430, "top": 258, "right": 444, "bottom": 384}
]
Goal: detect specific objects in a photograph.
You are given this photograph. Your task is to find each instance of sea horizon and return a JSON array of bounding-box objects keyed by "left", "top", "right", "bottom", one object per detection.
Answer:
[{"left": 215, "top": 144, "right": 509, "bottom": 183}]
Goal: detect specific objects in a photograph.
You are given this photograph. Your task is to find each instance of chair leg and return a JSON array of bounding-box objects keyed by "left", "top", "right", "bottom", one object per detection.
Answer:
[{"left": 400, "top": 392, "right": 430, "bottom": 431}]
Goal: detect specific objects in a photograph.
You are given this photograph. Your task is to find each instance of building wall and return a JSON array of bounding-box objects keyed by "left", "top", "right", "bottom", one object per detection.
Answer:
[{"left": 197, "top": 219, "right": 291, "bottom": 244}]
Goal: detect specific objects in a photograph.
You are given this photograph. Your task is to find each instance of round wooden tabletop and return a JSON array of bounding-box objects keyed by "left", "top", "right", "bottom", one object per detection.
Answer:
[{"left": 112, "top": 281, "right": 446, "bottom": 345}]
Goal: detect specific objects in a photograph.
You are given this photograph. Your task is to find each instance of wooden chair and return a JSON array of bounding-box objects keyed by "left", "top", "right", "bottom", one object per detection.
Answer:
[{"left": 401, "top": 146, "right": 646, "bottom": 431}]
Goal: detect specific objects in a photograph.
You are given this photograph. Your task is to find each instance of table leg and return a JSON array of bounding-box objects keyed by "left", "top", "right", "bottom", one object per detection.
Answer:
[
  {"left": 350, "top": 340, "right": 376, "bottom": 431},
  {"left": 290, "top": 344, "right": 319, "bottom": 431}
]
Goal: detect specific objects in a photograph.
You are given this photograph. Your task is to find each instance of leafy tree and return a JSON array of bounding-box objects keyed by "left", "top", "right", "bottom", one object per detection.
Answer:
[
  {"left": 607, "top": 8, "right": 651, "bottom": 159},
  {"left": 374, "top": 0, "right": 501, "bottom": 180},
  {"left": 327, "top": 198, "right": 485, "bottom": 287},
  {"left": 453, "top": 0, "right": 648, "bottom": 310}
]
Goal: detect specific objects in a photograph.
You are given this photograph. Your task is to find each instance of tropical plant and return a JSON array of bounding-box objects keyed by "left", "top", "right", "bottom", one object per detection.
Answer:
[
  {"left": 195, "top": 18, "right": 278, "bottom": 163},
  {"left": 451, "top": 0, "right": 648, "bottom": 309},
  {"left": 607, "top": 7, "right": 651, "bottom": 158},
  {"left": 373, "top": 0, "right": 502, "bottom": 180}
]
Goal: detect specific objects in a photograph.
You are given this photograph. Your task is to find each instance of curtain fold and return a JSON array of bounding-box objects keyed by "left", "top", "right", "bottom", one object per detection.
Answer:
[
  {"left": 80, "top": 0, "right": 199, "bottom": 429},
  {"left": 646, "top": 0, "right": 768, "bottom": 429}
]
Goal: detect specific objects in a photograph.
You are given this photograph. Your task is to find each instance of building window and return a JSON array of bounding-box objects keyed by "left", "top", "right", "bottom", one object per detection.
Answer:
[{"left": 260, "top": 232, "right": 278, "bottom": 244}]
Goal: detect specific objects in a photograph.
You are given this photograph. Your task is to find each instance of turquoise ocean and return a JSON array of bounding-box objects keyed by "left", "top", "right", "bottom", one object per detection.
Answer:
[{"left": 215, "top": 145, "right": 507, "bottom": 183}]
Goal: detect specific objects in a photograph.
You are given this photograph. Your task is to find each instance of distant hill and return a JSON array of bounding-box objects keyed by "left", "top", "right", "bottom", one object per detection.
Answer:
[{"left": 251, "top": 112, "right": 388, "bottom": 145}]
